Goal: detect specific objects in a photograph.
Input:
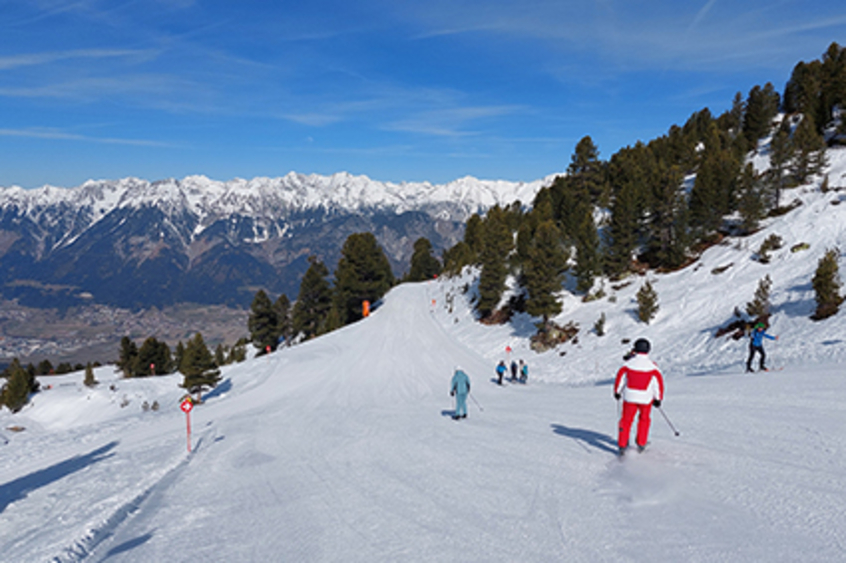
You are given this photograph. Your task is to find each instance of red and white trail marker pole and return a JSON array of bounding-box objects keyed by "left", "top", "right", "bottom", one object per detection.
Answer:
[{"left": 180, "top": 398, "right": 193, "bottom": 453}]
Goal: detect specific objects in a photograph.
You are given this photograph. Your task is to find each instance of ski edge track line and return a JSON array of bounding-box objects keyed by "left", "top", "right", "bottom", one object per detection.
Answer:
[{"left": 50, "top": 454, "right": 192, "bottom": 562}]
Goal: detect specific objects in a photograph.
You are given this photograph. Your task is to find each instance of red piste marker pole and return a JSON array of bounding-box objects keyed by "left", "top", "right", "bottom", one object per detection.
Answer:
[{"left": 180, "top": 398, "right": 193, "bottom": 453}]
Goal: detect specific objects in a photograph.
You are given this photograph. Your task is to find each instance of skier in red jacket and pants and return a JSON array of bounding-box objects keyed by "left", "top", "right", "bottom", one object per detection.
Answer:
[{"left": 614, "top": 338, "right": 664, "bottom": 455}]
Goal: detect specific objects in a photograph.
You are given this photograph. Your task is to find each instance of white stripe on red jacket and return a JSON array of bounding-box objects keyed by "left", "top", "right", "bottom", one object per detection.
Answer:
[{"left": 614, "top": 353, "right": 664, "bottom": 405}]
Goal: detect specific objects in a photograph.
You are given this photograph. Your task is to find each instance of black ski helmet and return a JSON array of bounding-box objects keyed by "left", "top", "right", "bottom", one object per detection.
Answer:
[{"left": 633, "top": 338, "right": 651, "bottom": 354}]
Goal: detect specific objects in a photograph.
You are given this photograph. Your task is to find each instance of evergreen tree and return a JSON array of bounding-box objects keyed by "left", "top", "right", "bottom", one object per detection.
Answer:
[
  {"left": 636, "top": 281, "right": 659, "bottom": 324},
  {"left": 746, "top": 274, "right": 773, "bottom": 318},
  {"left": 228, "top": 340, "right": 247, "bottom": 363},
  {"left": 475, "top": 206, "right": 513, "bottom": 317},
  {"left": 606, "top": 181, "right": 640, "bottom": 277},
  {"left": 84, "top": 362, "right": 98, "bottom": 388},
  {"left": 784, "top": 60, "right": 823, "bottom": 124},
  {"left": 646, "top": 163, "right": 688, "bottom": 269},
  {"left": 811, "top": 248, "right": 843, "bottom": 320},
  {"left": 737, "top": 163, "right": 765, "bottom": 233},
  {"left": 248, "top": 289, "right": 279, "bottom": 353},
  {"left": 442, "top": 241, "right": 474, "bottom": 275},
  {"left": 334, "top": 232, "right": 394, "bottom": 325},
  {"left": 318, "top": 303, "right": 343, "bottom": 336},
  {"left": 136, "top": 337, "right": 172, "bottom": 376},
  {"left": 0, "top": 359, "right": 32, "bottom": 413},
  {"left": 214, "top": 344, "right": 227, "bottom": 367},
  {"left": 567, "top": 136, "right": 608, "bottom": 205},
  {"left": 407, "top": 237, "right": 442, "bottom": 282},
  {"left": 174, "top": 341, "right": 185, "bottom": 373},
  {"left": 463, "top": 213, "right": 485, "bottom": 260},
  {"left": 36, "top": 359, "right": 53, "bottom": 376},
  {"left": 820, "top": 42, "right": 846, "bottom": 130},
  {"left": 117, "top": 336, "right": 139, "bottom": 378},
  {"left": 689, "top": 124, "right": 741, "bottom": 236},
  {"left": 573, "top": 211, "right": 600, "bottom": 293},
  {"left": 606, "top": 145, "right": 653, "bottom": 277},
  {"left": 727, "top": 91, "right": 745, "bottom": 136},
  {"left": 791, "top": 114, "right": 827, "bottom": 184},
  {"left": 292, "top": 256, "right": 333, "bottom": 340},
  {"left": 523, "top": 221, "right": 568, "bottom": 321},
  {"left": 766, "top": 121, "right": 793, "bottom": 210},
  {"left": 743, "top": 82, "right": 780, "bottom": 149},
  {"left": 273, "top": 293, "right": 292, "bottom": 347},
  {"left": 180, "top": 333, "right": 221, "bottom": 401}
]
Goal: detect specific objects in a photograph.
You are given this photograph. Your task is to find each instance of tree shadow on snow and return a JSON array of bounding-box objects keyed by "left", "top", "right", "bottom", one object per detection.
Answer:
[
  {"left": 551, "top": 424, "right": 617, "bottom": 455},
  {"left": 102, "top": 531, "right": 155, "bottom": 560},
  {"left": 0, "top": 441, "right": 118, "bottom": 514},
  {"left": 771, "top": 281, "right": 815, "bottom": 319},
  {"left": 202, "top": 378, "right": 232, "bottom": 401}
]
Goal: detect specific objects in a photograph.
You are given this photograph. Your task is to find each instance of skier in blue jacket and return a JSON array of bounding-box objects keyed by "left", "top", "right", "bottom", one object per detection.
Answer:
[
  {"left": 495, "top": 360, "right": 507, "bottom": 385},
  {"left": 746, "top": 322, "right": 778, "bottom": 372},
  {"left": 450, "top": 367, "right": 471, "bottom": 420}
]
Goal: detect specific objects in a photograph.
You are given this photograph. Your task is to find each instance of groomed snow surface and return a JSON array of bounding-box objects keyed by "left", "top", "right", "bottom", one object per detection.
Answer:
[
  {"left": 1, "top": 276, "right": 845, "bottom": 562},
  {"left": 4, "top": 151, "right": 846, "bottom": 561}
]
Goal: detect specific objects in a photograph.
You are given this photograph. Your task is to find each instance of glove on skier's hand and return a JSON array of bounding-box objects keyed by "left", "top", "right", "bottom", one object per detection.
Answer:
[
  {"left": 652, "top": 399, "right": 661, "bottom": 407},
  {"left": 614, "top": 393, "right": 621, "bottom": 400},
  {"left": 450, "top": 390, "right": 455, "bottom": 397}
]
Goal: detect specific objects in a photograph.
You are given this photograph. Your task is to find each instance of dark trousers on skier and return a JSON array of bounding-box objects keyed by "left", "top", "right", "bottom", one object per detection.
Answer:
[
  {"left": 746, "top": 343, "right": 766, "bottom": 371},
  {"left": 618, "top": 402, "right": 652, "bottom": 449}
]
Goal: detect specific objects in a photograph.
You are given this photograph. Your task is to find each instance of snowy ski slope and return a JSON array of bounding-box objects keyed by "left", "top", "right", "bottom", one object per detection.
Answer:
[{"left": 1, "top": 279, "right": 845, "bottom": 562}]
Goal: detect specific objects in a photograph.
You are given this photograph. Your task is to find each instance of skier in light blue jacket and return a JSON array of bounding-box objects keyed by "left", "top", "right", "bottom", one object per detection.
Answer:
[{"left": 450, "top": 367, "right": 471, "bottom": 420}]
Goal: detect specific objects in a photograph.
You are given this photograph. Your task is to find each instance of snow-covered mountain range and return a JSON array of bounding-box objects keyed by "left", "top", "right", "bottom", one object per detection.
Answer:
[
  {"left": 0, "top": 172, "right": 552, "bottom": 228},
  {"left": 0, "top": 173, "right": 554, "bottom": 309}
]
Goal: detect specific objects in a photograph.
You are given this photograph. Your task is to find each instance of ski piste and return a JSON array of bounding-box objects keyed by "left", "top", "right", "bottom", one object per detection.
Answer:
[{"left": 4, "top": 278, "right": 846, "bottom": 561}]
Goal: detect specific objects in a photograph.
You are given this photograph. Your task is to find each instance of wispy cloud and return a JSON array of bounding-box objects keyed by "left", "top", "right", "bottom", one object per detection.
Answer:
[
  {"left": 384, "top": 105, "right": 523, "bottom": 137},
  {"left": 0, "top": 127, "right": 177, "bottom": 147},
  {"left": 689, "top": 0, "right": 719, "bottom": 31},
  {"left": 395, "top": 0, "right": 846, "bottom": 72},
  {"left": 0, "top": 48, "right": 154, "bottom": 71}
]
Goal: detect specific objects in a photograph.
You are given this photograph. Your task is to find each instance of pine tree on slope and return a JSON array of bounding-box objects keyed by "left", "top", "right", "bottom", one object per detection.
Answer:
[
  {"left": 746, "top": 274, "right": 773, "bottom": 319},
  {"left": 292, "top": 257, "right": 333, "bottom": 340},
  {"left": 334, "top": 232, "right": 394, "bottom": 326},
  {"left": 811, "top": 249, "right": 843, "bottom": 321},
  {"left": 523, "top": 220, "right": 568, "bottom": 322},
  {"left": 181, "top": 333, "right": 221, "bottom": 401},
  {"left": 248, "top": 289, "right": 279, "bottom": 353},
  {"left": 408, "top": 237, "right": 442, "bottom": 282},
  {"left": 475, "top": 206, "right": 513, "bottom": 318},
  {"left": 273, "top": 293, "right": 292, "bottom": 347}
]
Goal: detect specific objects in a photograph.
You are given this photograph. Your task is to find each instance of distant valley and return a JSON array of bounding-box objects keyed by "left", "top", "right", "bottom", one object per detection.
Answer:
[{"left": 0, "top": 172, "right": 550, "bottom": 364}]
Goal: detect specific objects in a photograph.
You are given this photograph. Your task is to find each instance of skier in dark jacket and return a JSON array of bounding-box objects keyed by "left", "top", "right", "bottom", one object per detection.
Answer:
[
  {"left": 746, "top": 322, "right": 778, "bottom": 372},
  {"left": 450, "top": 367, "right": 471, "bottom": 419},
  {"left": 510, "top": 360, "right": 518, "bottom": 382}
]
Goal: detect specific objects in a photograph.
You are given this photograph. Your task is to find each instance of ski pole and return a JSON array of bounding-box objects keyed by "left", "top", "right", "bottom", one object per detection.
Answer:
[
  {"left": 657, "top": 406, "right": 680, "bottom": 436},
  {"left": 469, "top": 392, "right": 484, "bottom": 412}
]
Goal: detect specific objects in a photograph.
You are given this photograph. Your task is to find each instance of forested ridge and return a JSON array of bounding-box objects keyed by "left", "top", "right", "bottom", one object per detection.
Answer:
[{"left": 441, "top": 42, "right": 844, "bottom": 323}]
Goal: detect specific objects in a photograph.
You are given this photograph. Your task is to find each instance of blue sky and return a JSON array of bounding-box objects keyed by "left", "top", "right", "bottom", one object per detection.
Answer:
[{"left": 1, "top": 1, "right": 845, "bottom": 188}]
